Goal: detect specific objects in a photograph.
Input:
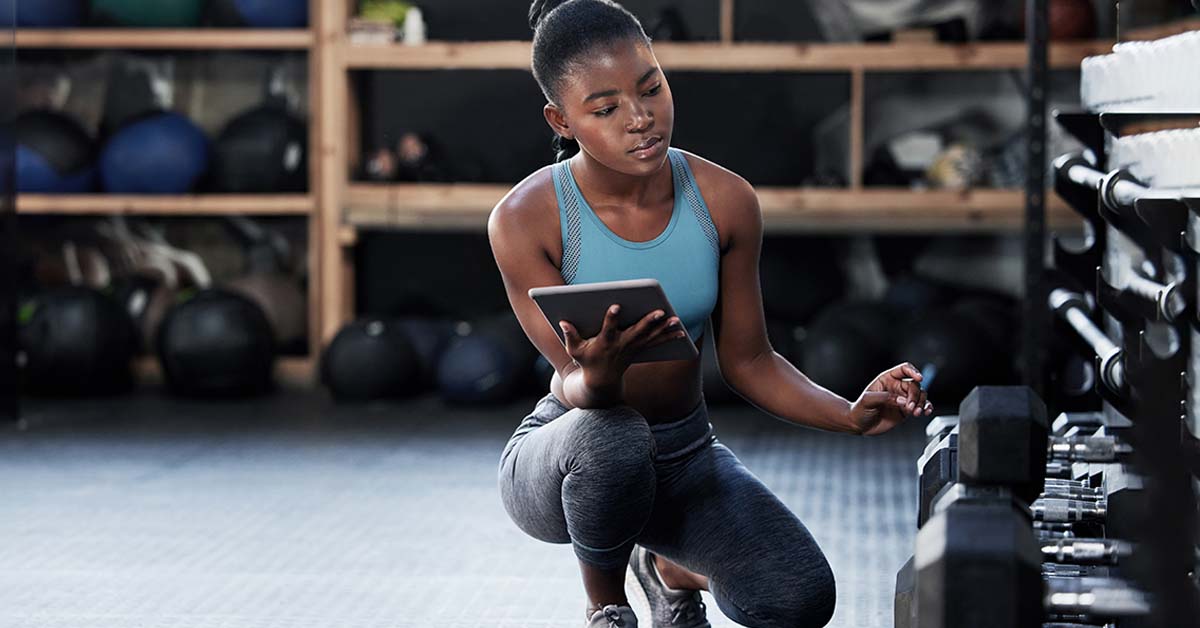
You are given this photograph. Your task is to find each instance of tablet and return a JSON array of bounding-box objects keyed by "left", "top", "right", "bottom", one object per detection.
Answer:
[{"left": 528, "top": 278, "right": 700, "bottom": 363}]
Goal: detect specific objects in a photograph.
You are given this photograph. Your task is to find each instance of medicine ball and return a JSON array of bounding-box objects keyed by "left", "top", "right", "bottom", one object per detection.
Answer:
[
  {"left": 15, "top": 110, "right": 97, "bottom": 194},
  {"left": 209, "top": 0, "right": 308, "bottom": 28},
  {"left": 101, "top": 112, "right": 210, "bottom": 194},
  {"left": 321, "top": 319, "right": 421, "bottom": 402},
  {"left": 89, "top": 0, "right": 204, "bottom": 27},
  {"left": 212, "top": 106, "right": 307, "bottom": 193},
  {"left": 437, "top": 315, "right": 538, "bottom": 405},
  {"left": 394, "top": 317, "right": 461, "bottom": 388},
  {"left": 157, "top": 289, "right": 275, "bottom": 398},
  {"left": 0, "top": 0, "right": 85, "bottom": 27},
  {"left": 18, "top": 287, "right": 135, "bottom": 397},
  {"left": 796, "top": 301, "right": 894, "bottom": 400}
]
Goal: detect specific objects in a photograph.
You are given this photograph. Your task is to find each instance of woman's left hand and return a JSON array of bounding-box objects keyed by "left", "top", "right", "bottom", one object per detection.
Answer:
[{"left": 847, "top": 363, "right": 933, "bottom": 436}]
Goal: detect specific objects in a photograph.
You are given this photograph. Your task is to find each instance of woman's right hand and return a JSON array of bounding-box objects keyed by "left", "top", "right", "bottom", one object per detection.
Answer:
[{"left": 559, "top": 304, "right": 685, "bottom": 388}]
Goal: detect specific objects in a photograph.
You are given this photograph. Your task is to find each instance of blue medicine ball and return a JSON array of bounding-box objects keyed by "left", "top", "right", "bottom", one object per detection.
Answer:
[
  {"left": 210, "top": 0, "right": 308, "bottom": 28},
  {"left": 436, "top": 317, "right": 538, "bottom": 404},
  {"left": 15, "top": 110, "right": 97, "bottom": 194},
  {"left": 0, "top": 0, "right": 85, "bottom": 27},
  {"left": 100, "top": 112, "right": 210, "bottom": 194}
]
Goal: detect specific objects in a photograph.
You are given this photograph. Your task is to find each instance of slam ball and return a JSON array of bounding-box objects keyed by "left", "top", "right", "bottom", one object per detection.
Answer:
[
  {"left": 209, "top": 0, "right": 309, "bottom": 28},
  {"left": 321, "top": 319, "right": 422, "bottom": 402},
  {"left": 0, "top": 0, "right": 85, "bottom": 27},
  {"left": 157, "top": 289, "right": 275, "bottom": 398},
  {"left": 18, "top": 287, "right": 135, "bottom": 397},
  {"left": 101, "top": 112, "right": 210, "bottom": 194},
  {"left": 15, "top": 110, "right": 97, "bottom": 194},
  {"left": 212, "top": 106, "right": 308, "bottom": 193}
]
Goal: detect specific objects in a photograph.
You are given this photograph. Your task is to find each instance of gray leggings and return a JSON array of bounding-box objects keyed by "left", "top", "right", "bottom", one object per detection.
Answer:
[{"left": 498, "top": 394, "right": 837, "bottom": 628}]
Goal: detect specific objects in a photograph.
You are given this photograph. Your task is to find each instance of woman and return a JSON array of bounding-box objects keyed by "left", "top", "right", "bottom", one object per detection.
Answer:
[{"left": 488, "top": 2, "right": 933, "bottom": 626}]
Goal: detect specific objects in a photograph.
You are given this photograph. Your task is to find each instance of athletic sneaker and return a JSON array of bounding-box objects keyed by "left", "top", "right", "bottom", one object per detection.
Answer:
[
  {"left": 587, "top": 604, "right": 638, "bottom": 627},
  {"left": 627, "top": 546, "right": 711, "bottom": 627}
]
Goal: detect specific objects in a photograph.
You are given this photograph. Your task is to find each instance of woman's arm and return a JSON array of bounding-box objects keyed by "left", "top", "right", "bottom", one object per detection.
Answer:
[
  {"left": 705, "top": 173, "right": 928, "bottom": 434},
  {"left": 488, "top": 175, "right": 675, "bottom": 409}
]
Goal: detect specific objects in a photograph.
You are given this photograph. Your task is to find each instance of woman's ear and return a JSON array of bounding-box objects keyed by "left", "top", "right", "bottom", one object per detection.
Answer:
[{"left": 543, "top": 103, "right": 573, "bottom": 140}]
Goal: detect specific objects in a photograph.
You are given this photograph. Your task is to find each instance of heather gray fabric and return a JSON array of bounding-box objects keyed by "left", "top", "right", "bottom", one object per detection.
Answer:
[{"left": 499, "top": 394, "right": 837, "bottom": 628}]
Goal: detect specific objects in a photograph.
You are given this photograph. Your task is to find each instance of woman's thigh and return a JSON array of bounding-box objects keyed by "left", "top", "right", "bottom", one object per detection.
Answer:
[
  {"left": 499, "top": 403, "right": 657, "bottom": 548},
  {"left": 638, "top": 442, "right": 836, "bottom": 627}
]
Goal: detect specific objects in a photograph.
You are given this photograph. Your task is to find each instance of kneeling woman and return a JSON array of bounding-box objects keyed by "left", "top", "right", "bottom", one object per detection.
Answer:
[{"left": 488, "top": 1, "right": 933, "bottom": 626}]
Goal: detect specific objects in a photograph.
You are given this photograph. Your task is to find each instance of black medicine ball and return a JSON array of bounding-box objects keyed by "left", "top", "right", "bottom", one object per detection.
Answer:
[
  {"left": 157, "top": 289, "right": 276, "bottom": 398},
  {"left": 321, "top": 319, "right": 422, "bottom": 402},
  {"left": 18, "top": 287, "right": 135, "bottom": 397},
  {"left": 212, "top": 106, "right": 308, "bottom": 193}
]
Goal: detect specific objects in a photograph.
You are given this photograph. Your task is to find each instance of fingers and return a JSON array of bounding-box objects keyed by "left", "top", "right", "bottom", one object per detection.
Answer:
[
  {"left": 626, "top": 309, "right": 670, "bottom": 341},
  {"left": 644, "top": 317, "right": 688, "bottom": 348},
  {"left": 598, "top": 304, "right": 622, "bottom": 340},
  {"left": 559, "top": 320, "right": 581, "bottom": 354}
]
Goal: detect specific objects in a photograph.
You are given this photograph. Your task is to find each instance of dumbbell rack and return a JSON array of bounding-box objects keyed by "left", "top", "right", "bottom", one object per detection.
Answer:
[{"left": 1042, "top": 116, "right": 1200, "bottom": 625}]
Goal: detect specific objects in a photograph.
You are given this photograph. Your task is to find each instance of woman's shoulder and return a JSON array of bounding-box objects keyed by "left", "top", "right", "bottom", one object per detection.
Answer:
[
  {"left": 487, "top": 164, "right": 561, "bottom": 243},
  {"left": 671, "top": 148, "right": 759, "bottom": 224},
  {"left": 490, "top": 165, "right": 557, "bottom": 223}
]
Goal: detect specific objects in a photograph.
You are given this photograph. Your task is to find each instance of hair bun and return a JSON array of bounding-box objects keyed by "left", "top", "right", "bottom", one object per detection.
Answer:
[{"left": 529, "top": 0, "right": 573, "bottom": 31}]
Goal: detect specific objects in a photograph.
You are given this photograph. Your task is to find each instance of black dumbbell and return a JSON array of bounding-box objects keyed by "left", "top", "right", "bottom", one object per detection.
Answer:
[
  {"left": 912, "top": 494, "right": 1151, "bottom": 628},
  {"left": 917, "top": 387, "right": 1049, "bottom": 527}
]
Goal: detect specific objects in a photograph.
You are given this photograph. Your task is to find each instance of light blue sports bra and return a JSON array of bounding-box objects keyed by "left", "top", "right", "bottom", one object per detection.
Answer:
[{"left": 553, "top": 147, "right": 720, "bottom": 342}]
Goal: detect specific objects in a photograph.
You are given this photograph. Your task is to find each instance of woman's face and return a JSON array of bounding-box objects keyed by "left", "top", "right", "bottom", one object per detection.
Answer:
[{"left": 545, "top": 39, "right": 675, "bottom": 176}]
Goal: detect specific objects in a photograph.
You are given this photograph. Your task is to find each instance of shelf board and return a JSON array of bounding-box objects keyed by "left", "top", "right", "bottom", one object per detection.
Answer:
[
  {"left": 15, "top": 29, "right": 313, "bottom": 50},
  {"left": 344, "top": 184, "right": 1074, "bottom": 233},
  {"left": 343, "top": 40, "right": 1116, "bottom": 72},
  {"left": 17, "top": 194, "right": 314, "bottom": 216}
]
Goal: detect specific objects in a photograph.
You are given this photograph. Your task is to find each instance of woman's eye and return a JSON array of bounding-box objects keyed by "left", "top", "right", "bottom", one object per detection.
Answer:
[
  {"left": 645, "top": 85, "right": 662, "bottom": 96},
  {"left": 595, "top": 107, "right": 616, "bottom": 117}
]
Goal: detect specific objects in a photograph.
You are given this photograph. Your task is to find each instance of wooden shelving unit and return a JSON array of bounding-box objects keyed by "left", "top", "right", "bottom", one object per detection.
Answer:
[
  {"left": 15, "top": 28, "right": 313, "bottom": 49},
  {"left": 15, "top": 1, "right": 1196, "bottom": 359},
  {"left": 17, "top": 194, "right": 314, "bottom": 216},
  {"left": 311, "top": 0, "right": 1198, "bottom": 342},
  {"left": 343, "top": 184, "right": 1074, "bottom": 233},
  {"left": 344, "top": 39, "right": 1116, "bottom": 72},
  {"left": 12, "top": 8, "right": 326, "bottom": 384}
]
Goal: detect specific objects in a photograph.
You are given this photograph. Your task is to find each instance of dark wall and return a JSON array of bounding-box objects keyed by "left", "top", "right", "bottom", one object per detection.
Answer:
[
  {"left": 361, "top": 70, "right": 847, "bottom": 186},
  {"left": 356, "top": 231, "right": 511, "bottom": 320}
]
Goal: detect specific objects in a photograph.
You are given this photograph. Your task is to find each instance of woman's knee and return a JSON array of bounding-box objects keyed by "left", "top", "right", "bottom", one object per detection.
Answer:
[
  {"left": 562, "top": 406, "right": 656, "bottom": 470},
  {"left": 716, "top": 552, "right": 837, "bottom": 628}
]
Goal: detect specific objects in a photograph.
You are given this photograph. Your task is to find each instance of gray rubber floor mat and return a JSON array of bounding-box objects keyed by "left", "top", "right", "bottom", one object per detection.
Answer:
[{"left": 1, "top": 391, "right": 924, "bottom": 628}]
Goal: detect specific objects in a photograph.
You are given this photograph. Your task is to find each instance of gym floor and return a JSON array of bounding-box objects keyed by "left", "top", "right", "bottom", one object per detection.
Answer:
[{"left": 1, "top": 389, "right": 924, "bottom": 628}]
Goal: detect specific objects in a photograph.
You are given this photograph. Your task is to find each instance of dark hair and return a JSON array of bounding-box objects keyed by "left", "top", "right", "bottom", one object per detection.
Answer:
[{"left": 529, "top": 0, "right": 651, "bottom": 161}]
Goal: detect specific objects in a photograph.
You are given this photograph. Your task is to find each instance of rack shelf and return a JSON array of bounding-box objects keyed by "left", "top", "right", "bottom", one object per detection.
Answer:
[
  {"left": 343, "top": 184, "right": 1073, "bottom": 233},
  {"left": 15, "top": 28, "right": 314, "bottom": 50},
  {"left": 343, "top": 40, "right": 1116, "bottom": 72},
  {"left": 17, "top": 194, "right": 315, "bottom": 216}
]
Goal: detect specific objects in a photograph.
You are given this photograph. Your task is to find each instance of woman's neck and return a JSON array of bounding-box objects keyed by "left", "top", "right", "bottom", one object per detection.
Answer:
[{"left": 569, "top": 150, "right": 673, "bottom": 210}]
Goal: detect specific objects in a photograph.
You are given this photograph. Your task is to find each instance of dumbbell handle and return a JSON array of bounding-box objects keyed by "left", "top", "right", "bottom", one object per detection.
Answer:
[
  {"left": 1042, "top": 485, "right": 1104, "bottom": 501},
  {"left": 1044, "top": 577, "right": 1152, "bottom": 620},
  {"left": 1124, "top": 273, "right": 1187, "bottom": 322},
  {"left": 1048, "top": 289, "right": 1126, "bottom": 393},
  {"left": 1048, "top": 435, "right": 1134, "bottom": 462},
  {"left": 1059, "top": 160, "right": 1150, "bottom": 212},
  {"left": 1034, "top": 497, "right": 1107, "bottom": 523},
  {"left": 1042, "top": 538, "right": 1133, "bottom": 565}
]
